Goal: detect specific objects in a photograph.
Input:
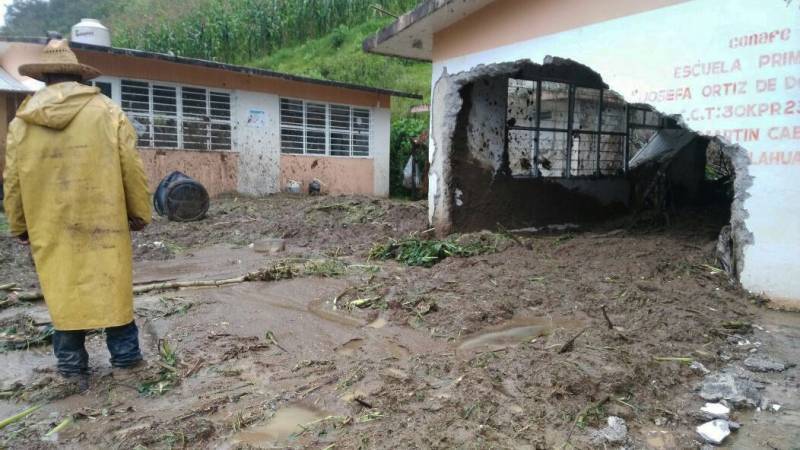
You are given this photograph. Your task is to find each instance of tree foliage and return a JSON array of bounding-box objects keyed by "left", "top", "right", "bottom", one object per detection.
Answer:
[
  {"left": 2, "top": 0, "right": 118, "bottom": 37},
  {"left": 111, "top": 0, "right": 419, "bottom": 64},
  {"left": 390, "top": 117, "right": 427, "bottom": 198},
  {"left": 3, "top": 0, "right": 418, "bottom": 64}
]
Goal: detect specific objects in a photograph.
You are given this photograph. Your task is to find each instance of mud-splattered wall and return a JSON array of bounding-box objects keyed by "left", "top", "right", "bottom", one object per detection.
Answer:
[
  {"left": 280, "top": 155, "right": 375, "bottom": 195},
  {"left": 139, "top": 149, "right": 238, "bottom": 197},
  {"left": 424, "top": 0, "right": 795, "bottom": 307},
  {"left": 0, "top": 42, "right": 397, "bottom": 202},
  {"left": 233, "top": 90, "right": 280, "bottom": 196}
]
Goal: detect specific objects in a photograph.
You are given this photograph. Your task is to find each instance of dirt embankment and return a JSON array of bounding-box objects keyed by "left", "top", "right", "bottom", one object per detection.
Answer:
[{"left": 1, "top": 197, "right": 791, "bottom": 449}]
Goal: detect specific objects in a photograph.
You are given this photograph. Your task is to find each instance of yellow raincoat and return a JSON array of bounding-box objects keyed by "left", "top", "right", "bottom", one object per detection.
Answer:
[{"left": 3, "top": 82, "right": 151, "bottom": 330}]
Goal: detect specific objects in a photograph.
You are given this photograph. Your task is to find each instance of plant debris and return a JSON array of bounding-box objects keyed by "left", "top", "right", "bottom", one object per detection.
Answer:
[
  {"left": 138, "top": 340, "right": 180, "bottom": 397},
  {"left": 0, "top": 315, "right": 54, "bottom": 351},
  {"left": 369, "top": 232, "right": 505, "bottom": 267}
]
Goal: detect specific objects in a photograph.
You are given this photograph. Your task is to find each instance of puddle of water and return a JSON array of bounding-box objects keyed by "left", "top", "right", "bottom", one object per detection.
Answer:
[
  {"left": 335, "top": 338, "right": 364, "bottom": 357},
  {"left": 457, "top": 317, "right": 584, "bottom": 352},
  {"left": 383, "top": 340, "right": 410, "bottom": 360},
  {"left": 367, "top": 317, "right": 387, "bottom": 329},
  {"left": 0, "top": 348, "right": 51, "bottom": 388},
  {"left": 307, "top": 297, "right": 365, "bottom": 328},
  {"left": 722, "top": 309, "right": 800, "bottom": 449},
  {"left": 232, "top": 405, "right": 326, "bottom": 446}
]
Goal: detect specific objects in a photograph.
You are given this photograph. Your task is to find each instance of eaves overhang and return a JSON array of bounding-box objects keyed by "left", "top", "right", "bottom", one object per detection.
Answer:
[{"left": 362, "top": 0, "right": 494, "bottom": 61}]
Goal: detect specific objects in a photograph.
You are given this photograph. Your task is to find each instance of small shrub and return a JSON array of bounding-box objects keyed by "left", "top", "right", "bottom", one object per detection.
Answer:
[
  {"left": 329, "top": 26, "right": 347, "bottom": 48},
  {"left": 390, "top": 117, "right": 427, "bottom": 198}
]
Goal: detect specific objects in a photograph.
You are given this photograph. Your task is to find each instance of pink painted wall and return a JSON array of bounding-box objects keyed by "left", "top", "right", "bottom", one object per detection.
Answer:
[
  {"left": 139, "top": 149, "right": 238, "bottom": 197},
  {"left": 433, "top": 0, "right": 689, "bottom": 62},
  {"left": 280, "top": 155, "right": 374, "bottom": 195}
]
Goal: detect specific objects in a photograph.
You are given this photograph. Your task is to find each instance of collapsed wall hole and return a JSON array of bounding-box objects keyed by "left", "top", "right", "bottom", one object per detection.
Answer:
[{"left": 430, "top": 57, "right": 752, "bottom": 279}]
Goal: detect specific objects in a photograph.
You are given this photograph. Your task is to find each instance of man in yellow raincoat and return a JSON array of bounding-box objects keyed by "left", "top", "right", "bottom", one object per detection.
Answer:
[{"left": 2, "top": 40, "right": 152, "bottom": 386}]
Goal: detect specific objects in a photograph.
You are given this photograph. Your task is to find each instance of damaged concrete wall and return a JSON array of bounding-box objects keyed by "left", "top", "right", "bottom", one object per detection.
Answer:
[
  {"left": 428, "top": 69, "right": 460, "bottom": 234},
  {"left": 429, "top": 0, "right": 799, "bottom": 306},
  {"left": 717, "top": 140, "right": 755, "bottom": 287},
  {"left": 430, "top": 59, "right": 630, "bottom": 233}
]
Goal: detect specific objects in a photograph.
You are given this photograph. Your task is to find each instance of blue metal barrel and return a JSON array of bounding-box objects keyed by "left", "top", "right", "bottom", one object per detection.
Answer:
[{"left": 153, "top": 171, "right": 209, "bottom": 222}]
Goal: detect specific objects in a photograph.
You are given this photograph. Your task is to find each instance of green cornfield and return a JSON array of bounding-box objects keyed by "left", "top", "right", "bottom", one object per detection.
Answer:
[{"left": 112, "top": 0, "right": 420, "bottom": 64}]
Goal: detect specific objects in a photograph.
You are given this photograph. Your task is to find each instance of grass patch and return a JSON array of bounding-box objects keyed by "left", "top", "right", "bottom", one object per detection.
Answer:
[
  {"left": 251, "top": 18, "right": 430, "bottom": 118},
  {"left": 369, "top": 233, "right": 505, "bottom": 267}
]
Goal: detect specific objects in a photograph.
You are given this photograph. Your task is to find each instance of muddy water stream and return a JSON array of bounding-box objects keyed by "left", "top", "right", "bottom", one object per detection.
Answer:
[
  {"left": 457, "top": 316, "right": 584, "bottom": 353},
  {"left": 227, "top": 404, "right": 328, "bottom": 448},
  {"left": 0, "top": 347, "right": 51, "bottom": 387},
  {"left": 723, "top": 309, "right": 800, "bottom": 449},
  {"left": 335, "top": 338, "right": 364, "bottom": 356}
]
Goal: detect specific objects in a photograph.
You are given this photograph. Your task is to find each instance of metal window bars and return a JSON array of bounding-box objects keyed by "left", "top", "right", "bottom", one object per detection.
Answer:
[
  {"left": 506, "top": 78, "right": 645, "bottom": 178},
  {"left": 279, "top": 97, "right": 371, "bottom": 157},
  {"left": 121, "top": 79, "right": 232, "bottom": 151}
]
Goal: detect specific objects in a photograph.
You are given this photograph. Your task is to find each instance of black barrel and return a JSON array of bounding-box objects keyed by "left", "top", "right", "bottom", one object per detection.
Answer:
[{"left": 153, "top": 171, "right": 209, "bottom": 222}]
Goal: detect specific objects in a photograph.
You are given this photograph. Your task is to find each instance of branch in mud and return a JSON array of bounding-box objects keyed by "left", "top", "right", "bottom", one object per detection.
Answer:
[
  {"left": 558, "top": 328, "right": 588, "bottom": 354},
  {"left": 12, "top": 259, "right": 369, "bottom": 302},
  {"left": 13, "top": 277, "right": 249, "bottom": 302}
]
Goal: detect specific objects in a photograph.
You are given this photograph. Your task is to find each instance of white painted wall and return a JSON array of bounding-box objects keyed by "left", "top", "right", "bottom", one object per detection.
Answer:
[
  {"left": 232, "top": 91, "right": 280, "bottom": 195},
  {"left": 431, "top": 0, "right": 800, "bottom": 305},
  {"left": 372, "top": 107, "right": 391, "bottom": 197}
]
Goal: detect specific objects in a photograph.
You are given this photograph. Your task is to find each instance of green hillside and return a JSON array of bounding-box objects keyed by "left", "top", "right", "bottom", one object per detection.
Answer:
[{"left": 250, "top": 19, "right": 431, "bottom": 118}]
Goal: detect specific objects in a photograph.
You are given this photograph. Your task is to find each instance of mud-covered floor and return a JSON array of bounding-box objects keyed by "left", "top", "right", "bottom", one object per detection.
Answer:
[{"left": 1, "top": 195, "right": 798, "bottom": 449}]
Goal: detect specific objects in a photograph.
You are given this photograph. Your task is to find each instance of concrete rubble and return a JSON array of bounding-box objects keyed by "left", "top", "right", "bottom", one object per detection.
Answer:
[
  {"left": 696, "top": 419, "right": 731, "bottom": 445},
  {"left": 590, "top": 416, "right": 628, "bottom": 445},
  {"left": 743, "top": 355, "right": 787, "bottom": 373},
  {"left": 699, "top": 371, "right": 763, "bottom": 407},
  {"left": 690, "top": 361, "right": 711, "bottom": 374},
  {"left": 700, "top": 402, "right": 730, "bottom": 420}
]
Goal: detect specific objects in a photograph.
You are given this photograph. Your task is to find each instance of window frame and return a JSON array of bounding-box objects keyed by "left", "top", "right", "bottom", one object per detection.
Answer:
[
  {"left": 279, "top": 96, "right": 372, "bottom": 158},
  {"left": 506, "top": 78, "right": 631, "bottom": 178},
  {"left": 116, "top": 77, "right": 233, "bottom": 152}
]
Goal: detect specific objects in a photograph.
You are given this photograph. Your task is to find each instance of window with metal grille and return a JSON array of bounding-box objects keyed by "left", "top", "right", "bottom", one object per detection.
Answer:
[
  {"left": 506, "top": 78, "right": 628, "bottom": 178},
  {"left": 120, "top": 79, "right": 232, "bottom": 151},
  {"left": 279, "top": 98, "right": 370, "bottom": 157},
  {"left": 91, "top": 81, "right": 112, "bottom": 98},
  {"left": 121, "top": 80, "right": 151, "bottom": 147},
  {"left": 153, "top": 85, "right": 178, "bottom": 148}
]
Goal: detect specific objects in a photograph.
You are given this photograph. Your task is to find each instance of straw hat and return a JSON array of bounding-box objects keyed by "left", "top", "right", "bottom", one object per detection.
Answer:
[{"left": 19, "top": 39, "right": 101, "bottom": 81}]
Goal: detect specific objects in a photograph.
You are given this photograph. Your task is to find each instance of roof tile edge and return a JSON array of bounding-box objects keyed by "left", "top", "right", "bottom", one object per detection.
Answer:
[{"left": 0, "top": 36, "right": 422, "bottom": 99}]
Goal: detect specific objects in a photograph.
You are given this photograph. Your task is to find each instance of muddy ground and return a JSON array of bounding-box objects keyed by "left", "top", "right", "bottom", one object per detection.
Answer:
[{"left": 1, "top": 195, "right": 798, "bottom": 449}]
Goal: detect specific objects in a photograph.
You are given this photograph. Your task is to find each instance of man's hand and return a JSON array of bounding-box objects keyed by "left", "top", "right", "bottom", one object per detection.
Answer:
[
  {"left": 16, "top": 231, "right": 29, "bottom": 245},
  {"left": 128, "top": 217, "right": 147, "bottom": 232}
]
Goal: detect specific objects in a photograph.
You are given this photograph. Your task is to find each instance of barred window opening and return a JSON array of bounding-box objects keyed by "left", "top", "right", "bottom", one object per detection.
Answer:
[
  {"left": 280, "top": 98, "right": 371, "bottom": 157},
  {"left": 121, "top": 79, "right": 232, "bottom": 151},
  {"left": 506, "top": 78, "right": 627, "bottom": 178}
]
